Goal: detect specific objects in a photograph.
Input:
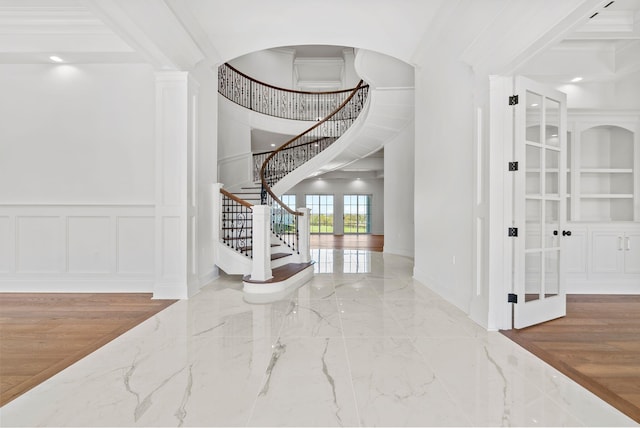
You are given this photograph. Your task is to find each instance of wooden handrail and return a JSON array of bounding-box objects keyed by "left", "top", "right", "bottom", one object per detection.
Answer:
[
  {"left": 224, "top": 63, "right": 359, "bottom": 95},
  {"left": 220, "top": 188, "right": 253, "bottom": 208},
  {"left": 260, "top": 79, "right": 367, "bottom": 216}
]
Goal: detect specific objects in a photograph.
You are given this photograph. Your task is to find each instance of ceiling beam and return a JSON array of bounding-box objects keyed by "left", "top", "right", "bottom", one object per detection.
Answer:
[{"left": 85, "top": 0, "right": 204, "bottom": 70}]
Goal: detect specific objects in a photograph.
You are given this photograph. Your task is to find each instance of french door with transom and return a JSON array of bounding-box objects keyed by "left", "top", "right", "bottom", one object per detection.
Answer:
[{"left": 513, "top": 76, "right": 568, "bottom": 329}]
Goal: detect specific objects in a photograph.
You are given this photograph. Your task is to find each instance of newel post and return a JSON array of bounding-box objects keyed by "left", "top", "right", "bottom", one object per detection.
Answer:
[
  {"left": 212, "top": 183, "right": 223, "bottom": 255},
  {"left": 297, "top": 207, "right": 311, "bottom": 263},
  {"left": 251, "top": 205, "right": 273, "bottom": 281}
]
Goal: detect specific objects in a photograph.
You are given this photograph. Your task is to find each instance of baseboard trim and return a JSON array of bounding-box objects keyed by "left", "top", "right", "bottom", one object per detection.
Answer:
[{"left": 199, "top": 267, "right": 220, "bottom": 288}]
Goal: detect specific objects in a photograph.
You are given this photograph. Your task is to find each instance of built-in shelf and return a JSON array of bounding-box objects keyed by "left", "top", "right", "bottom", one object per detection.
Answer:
[{"left": 569, "top": 122, "right": 636, "bottom": 222}]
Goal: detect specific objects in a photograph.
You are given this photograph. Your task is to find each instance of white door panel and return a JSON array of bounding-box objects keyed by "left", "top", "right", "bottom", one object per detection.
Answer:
[{"left": 624, "top": 232, "right": 640, "bottom": 274}]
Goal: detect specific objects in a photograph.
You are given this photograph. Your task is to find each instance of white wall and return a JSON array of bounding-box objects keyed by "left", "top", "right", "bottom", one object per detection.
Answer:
[
  {"left": 217, "top": 96, "right": 315, "bottom": 189},
  {"left": 0, "top": 64, "right": 155, "bottom": 203},
  {"left": 0, "top": 63, "right": 156, "bottom": 291},
  {"left": 384, "top": 125, "right": 414, "bottom": 258},
  {"left": 217, "top": 97, "right": 253, "bottom": 188},
  {"left": 614, "top": 72, "right": 640, "bottom": 110},
  {"left": 229, "top": 49, "right": 295, "bottom": 90},
  {"left": 413, "top": 49, "right": 476, "bottom": 314},
  {"left": 285, "top": 174, "right": 384, "bottom": 235}
]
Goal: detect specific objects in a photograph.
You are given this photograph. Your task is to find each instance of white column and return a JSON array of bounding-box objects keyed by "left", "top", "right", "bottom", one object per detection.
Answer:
[
  {"left": 297, "top": 207, "right": 311, "bottom": 263},
  {"left": 154, "top": 72, "right": 199, "bottom": 299},
  {"left": 211, "top": 183, "right": 223, "bottom": 263},
  {"left": 250, "top": 205, "right": 273, "bottom": 281}
]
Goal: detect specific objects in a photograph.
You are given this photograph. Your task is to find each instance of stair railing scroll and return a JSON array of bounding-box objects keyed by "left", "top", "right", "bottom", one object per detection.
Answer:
[
  {"left": 260, "top": 80, "right": 369, "bottom": 253},
  {"left": 218, "top": 63, "right": 360, "bottom": 121},
  {"left": 220, "top": 188, "right": 253, "bottom": 258}
]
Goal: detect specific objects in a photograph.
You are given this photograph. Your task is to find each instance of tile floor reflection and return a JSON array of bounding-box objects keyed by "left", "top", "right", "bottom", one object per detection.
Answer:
[{"left": 1, "top": 251, "right": 636, "bottom": 427}]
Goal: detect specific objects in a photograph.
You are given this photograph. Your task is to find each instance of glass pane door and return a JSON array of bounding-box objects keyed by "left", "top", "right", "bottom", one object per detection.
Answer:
[
  {"left": 305, "top": 194, "right": 334, "bottom": 234},
  {"left": 343, "top": 194, "right": 371, "bottom": 234},
  {"left": 514, "top": 77, "right": 567, "bottom": 328}
]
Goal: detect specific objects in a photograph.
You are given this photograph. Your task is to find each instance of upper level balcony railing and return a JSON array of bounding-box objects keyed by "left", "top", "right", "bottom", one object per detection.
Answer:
[{"left": 218, "top": 63, "right": 360, "bottom": 121}]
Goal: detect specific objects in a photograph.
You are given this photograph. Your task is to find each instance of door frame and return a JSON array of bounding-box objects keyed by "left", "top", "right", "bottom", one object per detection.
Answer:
[{"left": 488, "top": 75, "right": 517, "bottom": 330}]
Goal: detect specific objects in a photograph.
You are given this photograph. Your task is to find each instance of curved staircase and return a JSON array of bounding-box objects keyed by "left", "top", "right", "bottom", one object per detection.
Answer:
[{"left": 214, "top": 49, "right": 414, "bottom": 299}]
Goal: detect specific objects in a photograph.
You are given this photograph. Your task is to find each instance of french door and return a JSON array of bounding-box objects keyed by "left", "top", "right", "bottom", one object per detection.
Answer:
[{"left": 513, "top": 76, "right": 568, "bottom": 329}]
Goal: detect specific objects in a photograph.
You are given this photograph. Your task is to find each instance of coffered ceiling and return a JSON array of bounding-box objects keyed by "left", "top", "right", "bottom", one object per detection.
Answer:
[
  {"left": 518, "top": 0, "right": 640, "bottom": 83},
  {"left": 1, "top": 1, "right": 637, "bottom": 91},
  {"left": 0, "top": 0, "right": 142, "bottom": 63}
]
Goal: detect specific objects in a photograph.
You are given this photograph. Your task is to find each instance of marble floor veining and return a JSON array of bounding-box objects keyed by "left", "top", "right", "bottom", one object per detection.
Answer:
[{"left": 0, "top": 250, "right": 637, "bottom": 427}]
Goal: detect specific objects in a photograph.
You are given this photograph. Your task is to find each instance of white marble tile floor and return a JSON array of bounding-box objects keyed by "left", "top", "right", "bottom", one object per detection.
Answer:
[{"left": 0, "top": 250, "right": 637, "bottom": 427}]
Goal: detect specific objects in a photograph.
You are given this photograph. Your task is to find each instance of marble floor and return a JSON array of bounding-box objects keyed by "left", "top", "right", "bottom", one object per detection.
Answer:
[{"left": 0, "top": 250, "right": 636, "bottom": 427}]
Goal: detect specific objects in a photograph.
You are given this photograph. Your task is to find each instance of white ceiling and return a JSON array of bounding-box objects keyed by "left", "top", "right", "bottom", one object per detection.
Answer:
[
  {"left": 2, "top": 0, "right": 638, "bottom": 176},
  {"left": 518, "top": 0, "right": 640, "bottom": 83},
  {"left": 0, "top": 0, "right": 143, "bottom": 63},
  {"left": 2, "top": 0, "right": 632, "bottom": 82}
]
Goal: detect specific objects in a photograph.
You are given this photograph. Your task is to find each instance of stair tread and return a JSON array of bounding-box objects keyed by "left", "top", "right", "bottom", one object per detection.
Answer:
[
  {"left": 238, "top": 244, "right": 280, "bottom": 251},
  {"left": 271, "top": 252, "right": 292, "bottom": 261},
  {"left": 243, "top": 262, "right": 314, "bottom": 284}
]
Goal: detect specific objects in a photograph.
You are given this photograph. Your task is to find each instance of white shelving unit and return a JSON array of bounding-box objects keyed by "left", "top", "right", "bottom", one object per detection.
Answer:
[
  {"left": 562, "top": 111, "right": 640, "bottom": 293},
  {"left": 568, "top": 112, "right": 639, "bottom": 222}
]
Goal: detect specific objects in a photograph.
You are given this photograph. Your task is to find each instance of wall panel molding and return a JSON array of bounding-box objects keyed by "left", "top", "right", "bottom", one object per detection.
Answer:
[{"left": 0, "top": 204, "right": 154, "bottom": 292}]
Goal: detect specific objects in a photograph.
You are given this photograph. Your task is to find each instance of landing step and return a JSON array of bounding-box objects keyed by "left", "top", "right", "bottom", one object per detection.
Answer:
[
  {"left": 271, "top": 252, "right": 291, "bottom": 261},
  {"left": 243, "top": 262, "right": 313, "bottom": 284},
  {"left": 241, "top": 186, "right": 261, "bottom": 190},
  {"left": 233, "top": 192, "right": 261, "bottom": 195},
  {"left": 241, "top": 244, "right": 279, "bottom": 251}
]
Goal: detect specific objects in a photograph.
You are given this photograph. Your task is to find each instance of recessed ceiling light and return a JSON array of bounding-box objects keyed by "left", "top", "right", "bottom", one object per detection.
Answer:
[
  {"left": 270, "top": 143, "right": 275, "bottom": 147},
  {"left": 551, "top": 134, "right": 558, "bottom": 137},
  {"left": 531, "top": 103, "right": 539, "bottom": 107},
  {"left": 571, "top": 77, "right": 583, "bottom": 83},
  {"left": 49, "top": 56, "right": 63, "bottom": 63}
]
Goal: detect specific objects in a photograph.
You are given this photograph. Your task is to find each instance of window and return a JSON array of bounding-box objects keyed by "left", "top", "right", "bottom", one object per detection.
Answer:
[
  {"left": 280, "top": 194, "right": 296, "bottom": 211},
  {"left": 306, "top": 194, "right": 334, "bottom": 234},
  {"left": 343, "top": 194, "right": 371, "bottom": 234}
]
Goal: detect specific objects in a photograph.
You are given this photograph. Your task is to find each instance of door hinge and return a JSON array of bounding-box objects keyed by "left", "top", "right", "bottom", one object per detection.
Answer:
[
  {"left": 508, "top": 293, "right": 518, "bottom": 303},
  {"left": 509, "top": 95, "right": 519, "bottom": 105},
  {"left": 508, "top": 161, "right": 519, "bottom": 171},
  {"left": 508, "top": 227, "right": 518, "bottom": 237}
]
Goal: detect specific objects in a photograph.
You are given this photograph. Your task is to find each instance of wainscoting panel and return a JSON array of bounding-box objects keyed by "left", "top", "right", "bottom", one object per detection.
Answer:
[
  {"left": 67, "top": 216, "right": 111, "bottom": 274},
  {"left": 0, "top": 205, "right": 155, "bottom": 292},
  {"left": 17, "top": 216, "right": 63, "bottom": 274},
  {"left": 0, "top": 216, "right": 12, "bottom": 273},
  {"left": 117, "top": 217, "right": 154, "bottom": 274}
]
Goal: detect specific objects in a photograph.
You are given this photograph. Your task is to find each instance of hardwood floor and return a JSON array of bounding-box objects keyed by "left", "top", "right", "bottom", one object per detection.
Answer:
[
  {"left": 310, "top": 234, "right": 384, "bottom": 251},
  {"left": 501, "top": 294, "right": 640, "bottom": 423},
  {"left": 0, "top": 293, "right": 176, "bottom": 406}
]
